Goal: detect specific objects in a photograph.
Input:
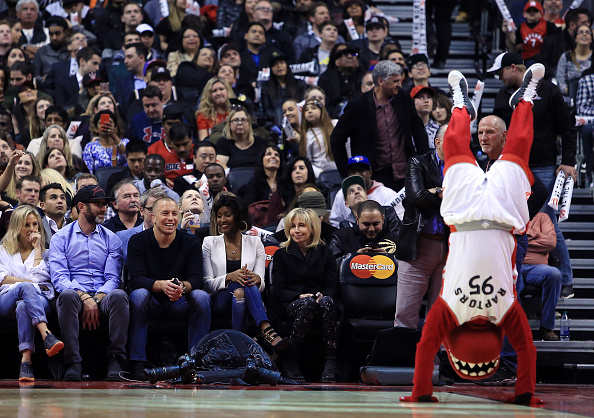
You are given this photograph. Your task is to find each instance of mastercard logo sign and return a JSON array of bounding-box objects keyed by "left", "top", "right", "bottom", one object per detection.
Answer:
[
  {"left": 350, "top": 254, "right": 395, "bottom": 279},
  {"left": 265, "top": 246, "right": 279, "bottom": 267}
]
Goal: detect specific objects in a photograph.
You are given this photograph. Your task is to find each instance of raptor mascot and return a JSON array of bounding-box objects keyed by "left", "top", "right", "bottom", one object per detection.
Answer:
[{"left": 400, "top": 65, "right": 546, "bottom": 406}]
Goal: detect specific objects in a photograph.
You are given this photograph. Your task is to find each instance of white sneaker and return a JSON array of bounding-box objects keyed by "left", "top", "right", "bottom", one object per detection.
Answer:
[
  {"left": 509, "top": 63, "right": 545, "bottom": 108},
  {"left": 448, "top": 70, "right": 476, "bottom": 121}
]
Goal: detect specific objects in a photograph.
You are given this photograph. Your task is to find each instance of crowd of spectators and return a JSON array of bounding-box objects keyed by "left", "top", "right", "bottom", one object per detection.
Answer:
[{"left": 0, "top": 0, "right": 585, "bottom": 384}]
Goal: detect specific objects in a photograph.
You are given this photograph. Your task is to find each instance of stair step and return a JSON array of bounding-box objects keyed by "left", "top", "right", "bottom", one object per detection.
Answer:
[
  {"left": 555, "top": 298, "right": 594, "bottom": 310},
  {"left": 534, "top": 340, "right": 594, "bottom": 353},
  {"left": 571, "top": 259, "right": 594, "bottom": 269},
  {"left": 560, "top": 222, "right": 594, "bottom": 232},
  {"left": 529, "top": 319, "right": 594, "bottom": 332}
]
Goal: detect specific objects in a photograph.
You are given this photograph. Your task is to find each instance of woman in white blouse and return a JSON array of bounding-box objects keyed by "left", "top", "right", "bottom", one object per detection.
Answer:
[
  {"left": 202, "top": 194, "right": 289, "bottom": 352},
  {"left": 0, "top": 205, "right": 64, "bottom": 382}
]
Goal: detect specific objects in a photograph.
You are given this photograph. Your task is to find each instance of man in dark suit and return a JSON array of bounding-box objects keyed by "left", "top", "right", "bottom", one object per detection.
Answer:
[
  {"left": 238, "top": 22, "right": 279, "bottom": 85},
  {"left": 330, "top": 60, "right": 429, "bottom": 191},
  {"left": 54, "top": 46, "right": 101, "bottom": 111}
]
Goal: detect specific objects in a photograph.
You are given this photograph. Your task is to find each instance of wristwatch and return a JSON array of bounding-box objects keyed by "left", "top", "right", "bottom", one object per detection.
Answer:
[
  {"left": 92, "top": 296, "right": 101, "bottom": 305},
  {"left": 435, "top": 187, "right": 443, "bottom": 194}
]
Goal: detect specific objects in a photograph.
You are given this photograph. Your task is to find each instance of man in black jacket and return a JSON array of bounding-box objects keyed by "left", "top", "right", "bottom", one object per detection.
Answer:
[
  {"left": 394, "top": 124, "right": 447, "bottom": 330},
  {"left": 127, "top": 196, "right": 211, "bottom": 380},
  {"left": 318, "top": 46, "right": 365, "bottom": 118},
  {"left": 491, "top": 52, "right": 576, "bottom": 298},
  {"left": 329, "top": 200, "right": 398, "bottom": 259},
  {"left": 331, "top": 60, "right": 429, "bottom": 191}
]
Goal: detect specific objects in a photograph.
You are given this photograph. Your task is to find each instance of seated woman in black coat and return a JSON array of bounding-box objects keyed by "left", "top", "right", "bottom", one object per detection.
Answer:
[
  {"left": 271, "top": 208, "right": 339, "bottom": 383},
  {"left": 241, "top": 145, "right": 284, "bottom": 206}
]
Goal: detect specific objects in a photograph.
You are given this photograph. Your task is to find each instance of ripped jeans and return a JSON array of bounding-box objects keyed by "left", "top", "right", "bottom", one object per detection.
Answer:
[{"left": 211, "top": 283, "right": 269, "bottom": 332}]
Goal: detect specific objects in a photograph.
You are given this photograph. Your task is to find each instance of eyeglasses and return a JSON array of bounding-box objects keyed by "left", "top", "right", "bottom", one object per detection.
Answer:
[
  {"left": 87, "top": 202, "right": 108, "bottom": 208},
  {"left": 144, "top": 206, "right": 153, "bottom": 212},
  {"left": 412, "top": 62, "right": 428, "bottom": 69},
  {"left": 577, "top": 29, "right": 592, "bottom": 35},
  {"left": 338, "top": 51, "right": 358, "bottom": 58},
  {"left": 256, "top": 6, "right": 273, "bottom": 12},
  {"left": 231, "top": 118, "right": 249, "bottom": 124}
]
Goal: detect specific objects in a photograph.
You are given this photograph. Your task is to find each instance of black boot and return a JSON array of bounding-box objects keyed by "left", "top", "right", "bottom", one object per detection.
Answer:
[
  {"left": 320, "top": 349, "right": 337, "bottom": 383},
  {"left": 283, "top": 346, "right": 305, "bottom": 383}
]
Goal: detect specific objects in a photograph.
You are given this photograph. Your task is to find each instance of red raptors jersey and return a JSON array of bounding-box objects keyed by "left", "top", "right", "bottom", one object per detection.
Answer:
[
  {"left": 520, "top": 20, "right": 547, "bottom": 60},
  {"left": 148, "top": 140, "right": 194, "bottom": 180}
]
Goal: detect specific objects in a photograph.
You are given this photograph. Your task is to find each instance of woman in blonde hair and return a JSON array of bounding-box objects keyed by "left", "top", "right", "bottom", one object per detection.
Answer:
[
  {"left": 196, "top": 77, "right": 235, "bottom": 140},
  {"left": 299, "top": 99, "right": 336, "bottom": 177},
  {"left": 271, "top": 208, "right": 339, "bottom": 383},
  {"left": 0, "top": 205, "right": 64, "bottom": 382},
  {"left": 0, "top": 151, "right": 40, "bottom": 206},
  {"left": 216, "top": 108, "right": 267, "bottom": 169}
]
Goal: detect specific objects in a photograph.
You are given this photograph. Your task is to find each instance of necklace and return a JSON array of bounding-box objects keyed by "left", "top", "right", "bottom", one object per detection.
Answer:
[{"left": 225, "top": 236, "right": 241, "bottom": 254}]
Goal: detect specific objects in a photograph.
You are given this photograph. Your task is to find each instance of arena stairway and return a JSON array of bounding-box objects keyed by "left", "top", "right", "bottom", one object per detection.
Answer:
[{"left": 380, "top": 0, "right": 594, "bottom": 375}]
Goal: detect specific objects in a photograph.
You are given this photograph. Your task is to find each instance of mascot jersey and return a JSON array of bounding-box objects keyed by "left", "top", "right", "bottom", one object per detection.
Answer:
[{"left": 440, "top": 159, "right": 531, "bottom": 325}]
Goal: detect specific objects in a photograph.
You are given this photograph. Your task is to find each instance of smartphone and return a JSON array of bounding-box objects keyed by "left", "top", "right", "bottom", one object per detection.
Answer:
[
  {"left": 100, "top": 113, "right": 110, "bottom": 129},
  {"left": 171, "top": 278, "right": 181, "bottom": 286}
]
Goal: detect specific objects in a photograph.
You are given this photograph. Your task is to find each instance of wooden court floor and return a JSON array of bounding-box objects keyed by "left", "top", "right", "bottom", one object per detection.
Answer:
[{"left": 0, "top": 382, "right": 592, "bottom": 417}]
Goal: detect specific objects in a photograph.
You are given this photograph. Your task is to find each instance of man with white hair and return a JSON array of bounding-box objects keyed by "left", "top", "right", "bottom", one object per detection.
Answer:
[
  {"left": 331, "top": 60, "right": 429, "bottom": 191},
  {"left": 16, "top": 0, "right": 49, "bottom": 59}
]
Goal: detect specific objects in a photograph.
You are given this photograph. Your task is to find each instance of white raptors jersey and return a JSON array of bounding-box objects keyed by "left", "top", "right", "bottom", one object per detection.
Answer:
[
  {"left": 441, "top": 229, "right": 518, "bottom": 325},
  {"left": 441, "top": 160, "right": 531, "bottom": 235}
]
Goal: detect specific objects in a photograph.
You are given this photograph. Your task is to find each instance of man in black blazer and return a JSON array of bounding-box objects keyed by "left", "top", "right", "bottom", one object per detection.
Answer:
[
  {"left": 330, "top": 60, "right": 429, "bottom": 191},
  {"left": 54, "top": 46, "right": 101, "bottom": 112}
]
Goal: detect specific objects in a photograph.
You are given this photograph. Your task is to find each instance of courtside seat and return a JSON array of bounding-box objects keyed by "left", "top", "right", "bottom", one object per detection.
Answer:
[{"left": 339, "top": 253, "right": 398, "bottom": 339}]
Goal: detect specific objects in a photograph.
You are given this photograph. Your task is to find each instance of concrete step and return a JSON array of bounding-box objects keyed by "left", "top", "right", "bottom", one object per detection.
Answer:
[{"left": 529, "top": 318, "right": 594, "bottom": 332}]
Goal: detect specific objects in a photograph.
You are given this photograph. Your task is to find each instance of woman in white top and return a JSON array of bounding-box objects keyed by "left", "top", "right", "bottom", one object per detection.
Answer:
[
  {"left": 299, "top": 99, "right": 337, "bottom": 177},
  {"left": 0, "top": 205, "right": 64, "bottom": 381},
  {"left": 202, "top": 194, "right": 289, "bottom": 351}
]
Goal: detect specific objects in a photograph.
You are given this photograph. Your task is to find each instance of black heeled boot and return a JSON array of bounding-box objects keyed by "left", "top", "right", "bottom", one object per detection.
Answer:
[
  {"left": 320, "top": 348, "right": 337, "bottom": 383},
  {"left": 283, "top": 345, "right": 305, "bottom": 383}
]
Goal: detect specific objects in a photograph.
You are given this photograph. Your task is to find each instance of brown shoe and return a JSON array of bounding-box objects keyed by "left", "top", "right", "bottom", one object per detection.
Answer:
[{"left": 540, "top": 328, "right": 560, "bottom": 341}]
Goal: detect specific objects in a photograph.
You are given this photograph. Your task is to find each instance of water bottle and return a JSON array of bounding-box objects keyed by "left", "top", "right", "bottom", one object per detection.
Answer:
[{"left": 560, "top": 311, "right": 570, "bottom": 341}]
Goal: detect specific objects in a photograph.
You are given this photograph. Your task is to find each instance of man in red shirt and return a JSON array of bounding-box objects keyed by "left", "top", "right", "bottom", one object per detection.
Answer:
[{"left": 148, "top": 105, "right": 194, "bottom": 187}]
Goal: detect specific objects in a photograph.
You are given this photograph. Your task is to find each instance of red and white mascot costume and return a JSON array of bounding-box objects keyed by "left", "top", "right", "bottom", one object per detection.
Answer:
[{"left": 401, "top": 67, "right": 544, "bottom": 406}]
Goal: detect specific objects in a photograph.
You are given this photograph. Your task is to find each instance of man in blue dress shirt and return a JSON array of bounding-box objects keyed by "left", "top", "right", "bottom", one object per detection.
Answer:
[{"left": 50, "top": 185, "right": 129, "bottom": 381}]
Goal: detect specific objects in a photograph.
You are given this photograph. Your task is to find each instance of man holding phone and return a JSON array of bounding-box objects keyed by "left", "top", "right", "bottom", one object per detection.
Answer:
[
  {"left": 329, "top": 200, "right": 398, "bottom": 259},
  {"left": 126, "top": 196, "right": 211, "bottom": 380}
]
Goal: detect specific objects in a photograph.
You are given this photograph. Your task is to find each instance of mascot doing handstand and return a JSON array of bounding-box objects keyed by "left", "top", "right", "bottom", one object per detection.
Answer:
[{"left": 401, "top": 64, "right": 545, "bottom": 406}]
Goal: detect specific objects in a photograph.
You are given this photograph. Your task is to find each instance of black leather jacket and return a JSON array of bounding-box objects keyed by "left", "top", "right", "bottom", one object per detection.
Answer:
[{"left": 396, "top": 150, "right": 447, "bottom": 261}]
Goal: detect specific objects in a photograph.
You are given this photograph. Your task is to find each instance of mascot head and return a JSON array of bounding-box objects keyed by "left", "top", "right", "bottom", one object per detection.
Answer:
[{"left": 443, "top": 320, "right": 504, "bottom": 380}]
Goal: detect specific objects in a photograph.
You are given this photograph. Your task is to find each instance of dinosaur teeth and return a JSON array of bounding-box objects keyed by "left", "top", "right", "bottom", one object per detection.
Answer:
[
  {"left": 468, "top": 362, "right": 476, "bottom": 368},
  {"left": 487, "top": 367, "right": 494, "bottom": 374},
  {"left": 478, "top": 371, "right": 486, "bottom": 376}
]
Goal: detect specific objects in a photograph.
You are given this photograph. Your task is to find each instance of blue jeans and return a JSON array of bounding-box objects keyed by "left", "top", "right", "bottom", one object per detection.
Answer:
[
  {"left": 530, "top": 166, "right": 573, "bottom": 286},
  {"left": 128, "top": 288, "right": 211, "bottom": 362},
  {"left": 520, "top": 264, "right": 562, "bottom": 330},
  {"left": 211, "top": 283, "right": 269, "bottom": 332},
  {"left": 0, "top": 282, "right": 50, "bottom": 353}
]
